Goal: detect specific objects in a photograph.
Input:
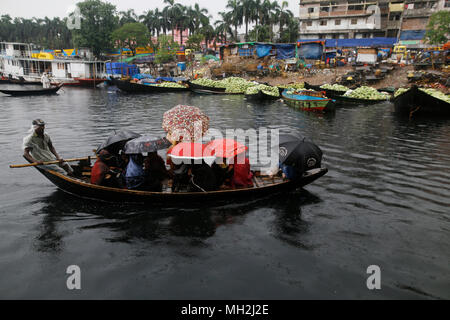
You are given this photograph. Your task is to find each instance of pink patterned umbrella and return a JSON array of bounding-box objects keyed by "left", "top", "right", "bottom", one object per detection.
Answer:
[{"left": 162, "top": 105, "right": 210, "bottom": 142}]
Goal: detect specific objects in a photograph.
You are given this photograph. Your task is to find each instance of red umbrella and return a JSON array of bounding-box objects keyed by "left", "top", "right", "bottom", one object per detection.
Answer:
[
  {"left": 168, "top": 142, "right": 216, "bottom": 165},
  {"left": 162, "top": 105, "right": 210, "bottom": 142},
  {"left": 205, "top": 139, "right": 248, "bottom": 159}
]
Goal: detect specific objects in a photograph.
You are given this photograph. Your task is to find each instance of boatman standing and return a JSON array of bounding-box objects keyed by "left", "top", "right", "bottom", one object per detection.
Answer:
[
  {"left": 23, "top": 119, "right": 74, "bottom": 175},
  {"left": 41, "top": 72, "right": 51, "bottom": 88}
]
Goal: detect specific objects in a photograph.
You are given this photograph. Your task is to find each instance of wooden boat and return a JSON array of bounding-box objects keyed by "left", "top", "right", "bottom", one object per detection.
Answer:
[
  {"left": 115, "top": 79, "right": 189, "bottom": 93},
  {"left": 28, "top": 159, "right": 328, "bottom": 204},
  {"left": 392, "top": 85, "right": 450, "bottom": 117},
  {"left": 304, "top": 82, "right": 347, "bottom": 99},
  {"left": 187, "top": 80, "right": 226, "bottom": 93},
  {"left": 189, "top": 88, "right": 242, "bottom": 95},
  {"left": 0, "top": 84, "right": 63, "bottom": 96},
  {"left": 281, "top": 89, "right": 335, "bottom": 113},
  {"left": 332, "top": 94, "right": 388, "bottom": 106},
  {"left": 245, "top": 90, "right": 280, "bottom": 102}
]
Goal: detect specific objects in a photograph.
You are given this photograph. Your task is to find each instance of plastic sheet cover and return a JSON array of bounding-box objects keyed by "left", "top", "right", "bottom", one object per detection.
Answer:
[
  {"left": 256, "top": 45, "right": 273, "bottom": 58},
  {"left": 298, "top": 43, "right": 323, "bottom": 59},
  {"left": 276, "top": 44, "right": 295, "bottom": 60}
]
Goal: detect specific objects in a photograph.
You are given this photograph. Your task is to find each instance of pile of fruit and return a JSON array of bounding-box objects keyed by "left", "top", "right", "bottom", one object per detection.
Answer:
[
  {"left": 419, "top": 88, "right": 450, "bottom": 103},
  {"left": 153, "top": 82, "right": 186, "bottom": 88},
  {"left": 320, "top": 83, "right": 349, "bottom": 92},
  {"left": 191, "top": 78, "right": 226, "bottom": 88},
  {"left": 344, "top": 86, "right": 389, "bottom": 100},
  {"left": 222, "top": 77, "right": 258, "bottom": 93},
  {"left": 245, "top": 84, "right": 280, "bottom": 97},
  {"left": 394, "top": 88, "right": 409, "bottom": 97},
  {"left": 279, "top": 83, "right": 305, "bottom": 90}
]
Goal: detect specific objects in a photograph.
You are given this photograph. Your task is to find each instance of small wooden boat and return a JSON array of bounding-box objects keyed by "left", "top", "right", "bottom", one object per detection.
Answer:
[
  {"left": 28, "top": 159, "right": 328, "bottom": 204},
  {"left": 115, "top": 79, "right": 189, "bottom": 93},
  {"left": 304, "top": 82, "right": 347, "bottom": 99},
  {"left": 56, "top": 78, "right": 105, "bottom": 87},
  {"left": 392, "top": 85, "right": 450, "bottom": 117},
  {"left": 189, "top": 88, "right": 242, "bottom": 95},
  {"left": 0, "top": 84, "right": 63, "bottom": 96},
  {"left": 282, "top": 90, "right": 335, "bottom": 113},
  {"left": 245, "top": 90, "right": 280, "bottom": 102},
  {"left": 332, "top": 94, "right": 388, "bottom": 106},
  {"left": 187, "top": 80, "right": 226, "bottom": 93}
]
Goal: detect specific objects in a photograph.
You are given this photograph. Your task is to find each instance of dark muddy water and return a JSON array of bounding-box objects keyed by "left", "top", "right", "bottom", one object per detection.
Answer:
[{"left": 0, "top": 85, "right": 449, "bottom": 299}]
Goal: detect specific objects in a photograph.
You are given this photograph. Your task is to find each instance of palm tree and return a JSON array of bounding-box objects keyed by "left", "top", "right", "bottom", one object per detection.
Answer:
[
  {"left": 226, "top": 0, "right": 243, "bottom": 42},
  {"left": 215, "top": 12, "right": 232, "bottom": 44},
  {"left": 119, "top": 9, "right": 138, "bottom": 25}
]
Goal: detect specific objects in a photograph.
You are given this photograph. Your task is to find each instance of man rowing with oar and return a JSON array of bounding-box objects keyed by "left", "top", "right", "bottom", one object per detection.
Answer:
[{"left": 23, "top": 119, "right": 74, "bottom": 176}]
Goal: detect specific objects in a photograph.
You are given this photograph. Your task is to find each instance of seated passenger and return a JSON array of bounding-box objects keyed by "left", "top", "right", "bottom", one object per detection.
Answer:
[
  {"left": 125, "top": 154, "right": 146, "bottom": 190},
  {"left": 230, "top": 155, "right": 253, "bottom": 188},
  {"left": 91, "top": 150, "right": 123, "bottom": 188},
  {"left": 188, "top": 161, "right": 218, "bottom": 192},
  {"left": 212, "top": 158, "right": 234, "bottom": 189},
  {"left": 143, "top": 152, "right": 171, "bottom": 192},
  {"left": 280, "top": 163, "right": 301, "bottom": 181},
  {"left": 172, "top": 164, "right": 191, "bottom": 192}
]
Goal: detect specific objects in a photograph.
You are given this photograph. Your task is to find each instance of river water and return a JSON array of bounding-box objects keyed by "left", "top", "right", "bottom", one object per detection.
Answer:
[{"left": 0, "top": 85, "right": 449, "bottom": 299}]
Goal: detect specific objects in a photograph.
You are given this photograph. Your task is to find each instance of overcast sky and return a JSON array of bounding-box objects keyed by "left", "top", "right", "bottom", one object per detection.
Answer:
[{"left": 0, "top": 0, "right": 300, "bottom": 23}]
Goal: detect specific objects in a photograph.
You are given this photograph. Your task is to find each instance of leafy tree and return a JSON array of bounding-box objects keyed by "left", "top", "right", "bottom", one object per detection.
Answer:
[
  {"left": 72, "top": 0, "right": 119, "bottom": 58},
  {"left": 249, "top": 25, "right": 270, "bottom": 42},
  {"left": 112, "top": 23, "right": 150, "bottom": 56},
  {"left": 425, "top": 11, "right": 450, "bottom": 45},
  {"left": 186, "top": 33, "right": 204, "bottom": 51},
  {"left": 155, "top": 35, "right": 180, "bottom": 64}
]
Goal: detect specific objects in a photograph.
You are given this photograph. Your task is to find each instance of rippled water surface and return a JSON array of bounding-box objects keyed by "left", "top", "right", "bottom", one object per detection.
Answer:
[{"left": 0, "top": 85, "right": 449, "bottom": 299}]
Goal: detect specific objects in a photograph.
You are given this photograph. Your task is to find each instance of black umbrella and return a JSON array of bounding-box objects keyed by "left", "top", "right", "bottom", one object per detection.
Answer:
[
  {"left": 278, "top": 134, "right": 323, "bottom": 173},
  {"left": 98, "top": 130, "right": 142, "bottom": 154},
  {"left": 124, "top": 135, "right": 172, "bottom": 155}
]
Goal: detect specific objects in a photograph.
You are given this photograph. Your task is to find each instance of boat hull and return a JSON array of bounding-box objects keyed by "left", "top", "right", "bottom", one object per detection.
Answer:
[
  {"left": 0, "top": 84, "right": 63, "bottom": 96},
  {"left": 282, "top": 91, "right": 335, "bottom": 113},
  {"left": 187, "top": 81, "right": 226, "bottom": 93},
  {"left": 245, "top": 90, "right": 280, "bottom": 102},
  {"left": 304, "top": 82, "right": 347, "bottom": 99},
  {"left": 116, "top": 79, "right": 189, "bottom": 93},
  {"left": 33, "top": 166, "right": 328, "bottom": 204},
  {"left": 392, "top": 85, "right": 450, "bottom": 117}
]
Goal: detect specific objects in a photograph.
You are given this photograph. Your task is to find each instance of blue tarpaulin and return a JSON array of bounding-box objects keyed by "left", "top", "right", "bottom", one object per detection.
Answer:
[
  {"left": 256, "top": 45, "right": 273, "bottom": 58},
  {"left": 155, "top": 77, "right": 175, "bottom": 83},
  {"left": 133, "top": 74, "right": 153, "bottom": 80},
  {"left": 298, "top": 42, "right": 323, "bottom": 59},
  {"left": 106, "top": 62, "right": 139, "bottom": 76},
  {"left": 275, "top": 44, "right": 295, "bottom": 60},
  {"left": 297, "top": 38, "right": 397, "bottom": 48},
  {"left": 399, "top": 30, "right": 426, "bottom": 40}
]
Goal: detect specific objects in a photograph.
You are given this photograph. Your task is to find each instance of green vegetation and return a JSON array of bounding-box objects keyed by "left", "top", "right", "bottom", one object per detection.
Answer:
[
  {"left": 425, "top": 11, "right": 450, "bottom": 45},
  {"left": 112, "top": 23, "right": 150, "bottom": 56},
  {"left": 1, "top": 0, "right": 300, "bottom": 58},
  {"left": 72, "top": 0, "right": 119, "bottom": 58},
  {"left": 155, "top": 35, "right": 180, "bottom": 64}
]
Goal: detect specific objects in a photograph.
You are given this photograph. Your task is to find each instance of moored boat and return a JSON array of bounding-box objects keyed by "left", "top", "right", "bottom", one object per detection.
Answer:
[
  {"left": 27, "top": 159, "right": 328, "bottom": 204},
  {"left": 0, "top": 84, "right": 63, "bottom": 96},
  {"left": 245, "top": 90, "right": 280, "bottom": 102},
  {"left": 304, "top": 82, "right": 347, "bottom": 99},
  {"left": 281, "top": 89, "right": 336, "bottom": 113},
  {"left": 332, "top": 94, "right": 388, "bottom": 106},
  {"left": 187, "top": 80, "right": 226, "bottom": 93},
  {"left": 392, "top": 85, "right": 450, "bottom": 117},
  {"left": 115, "top": 79, "right": 189, "bottom": 93}
]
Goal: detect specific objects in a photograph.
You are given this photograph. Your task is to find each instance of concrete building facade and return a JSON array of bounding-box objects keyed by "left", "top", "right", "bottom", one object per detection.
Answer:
[{"left": 298, "top": 0, "right": 449, "bottom": 41}]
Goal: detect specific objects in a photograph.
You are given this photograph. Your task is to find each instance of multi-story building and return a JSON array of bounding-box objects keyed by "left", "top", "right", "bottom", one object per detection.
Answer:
[{"left": 298, "top": 0, "right": 449, "bottom": 41}]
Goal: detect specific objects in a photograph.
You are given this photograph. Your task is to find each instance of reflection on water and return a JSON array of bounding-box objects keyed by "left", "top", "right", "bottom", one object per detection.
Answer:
[
  {"left": 0, "top": 86, "right": 449, "bottom": 299},
  {"left": 32, "top": 189, "right": 321, "bottom": 252}
]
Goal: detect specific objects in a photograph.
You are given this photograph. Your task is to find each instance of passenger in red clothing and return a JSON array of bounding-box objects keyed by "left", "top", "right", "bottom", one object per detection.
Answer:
[
  {"left": 230, "top": 155, "right": 253, "bottom": 189},
  {"left": 91, "top": 150, "right": 123, "bottom": 188}
]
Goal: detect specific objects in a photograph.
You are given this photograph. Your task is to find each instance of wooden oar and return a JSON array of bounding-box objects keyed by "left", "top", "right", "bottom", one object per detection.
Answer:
[{"left": 10, "top": 156, "right": 96, "bottom": 169}]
